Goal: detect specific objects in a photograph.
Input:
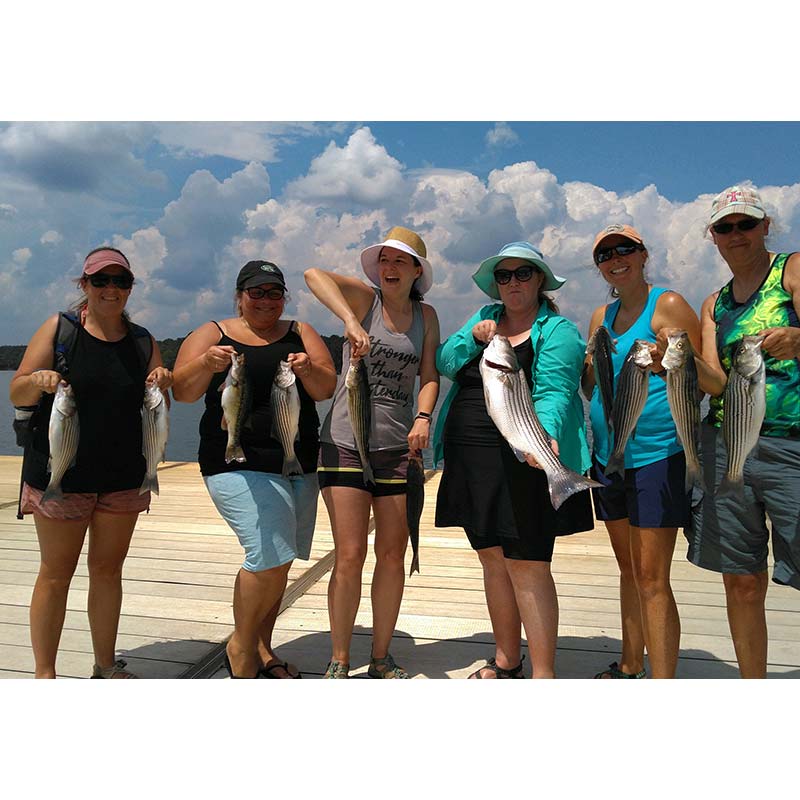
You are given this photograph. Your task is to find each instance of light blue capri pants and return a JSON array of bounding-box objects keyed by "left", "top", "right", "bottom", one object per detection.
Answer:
[{"left": 205, "top": 470, "right": 319, "bottom": 573}]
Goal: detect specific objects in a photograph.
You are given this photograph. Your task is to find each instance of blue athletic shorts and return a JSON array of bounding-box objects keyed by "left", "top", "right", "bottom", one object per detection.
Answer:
[
  {"left": 591, "top": 451, "right": 692, "bottom": 528},
  {"left": 204, "top": 470, "right": 318, "bottom": 573},
  {"left": 685, "top": 423, "right": 800, "bottom": 589}
]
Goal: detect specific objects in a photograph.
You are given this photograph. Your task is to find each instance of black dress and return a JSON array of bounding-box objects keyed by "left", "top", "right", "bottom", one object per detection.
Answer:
[{"left": 434, "top": 338, "right": 593, "bottom": 561}]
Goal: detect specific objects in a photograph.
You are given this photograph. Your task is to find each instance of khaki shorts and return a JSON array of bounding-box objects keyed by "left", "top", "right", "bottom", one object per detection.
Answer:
[{"left": 20, "top": 483, "right": 151, "bottom": 521}]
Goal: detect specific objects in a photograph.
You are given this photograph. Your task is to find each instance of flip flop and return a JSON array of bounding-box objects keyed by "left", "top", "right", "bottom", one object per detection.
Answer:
[{"left": 260, "top": 659, "right": 302, "bottom": 679}]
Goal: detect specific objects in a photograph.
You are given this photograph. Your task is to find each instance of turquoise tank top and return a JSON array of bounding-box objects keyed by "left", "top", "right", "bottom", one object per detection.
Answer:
[
  {"left": 709, "top": 253, "right": 800, "bottom": 438},
  {"left": 589, "top": 286, "right": 683, "bottom": 469}
]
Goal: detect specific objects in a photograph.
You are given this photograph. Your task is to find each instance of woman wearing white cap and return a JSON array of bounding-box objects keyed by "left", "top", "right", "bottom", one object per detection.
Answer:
[
  {"left": 583, "top": 224, "right": 714, "bottom": 679},
  {"left": 305, "top": 226, "right": 440, "bottom": 678},
  {"left": 688, "top": 185, "right": 800, "bottom": 678},
  {"left": 10, "top": 246, "right": 173, "bottom": 678},
  {"left": 433, "top": 242, "right": 593, "bottom": 678}
]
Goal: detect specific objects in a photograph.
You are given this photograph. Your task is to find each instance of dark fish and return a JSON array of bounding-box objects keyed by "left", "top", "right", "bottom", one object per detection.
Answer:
[
  {"left": 605, "top": 339, "right": 653, "bottom": 478},
  {"left": 406, "top": 454, "right": 425, "bottom": 576},
  {"left": 220, "top": 352, "right": 251, "bottom": 463},
  {"left": 663, "top": 331, "right": 704, "bottom": 492},
  {"left": 586, "top": 325, "right": 617, "bottom": 438},
  {"left": 480, "top": 335, "right": 600, "bottom": 511},
  {"left": 719, "top": 335, "right": 766, "bottom": 497},
  {"left": 42, "top": 381, "right": 79, "bottom": 503},
  {"left": 140, "top": 382, "right": 169, "bottom": 495},
  {"left": 346, "top": 357, "right": 374, "bottom": 484},
  {"left": 271, "top": 359, "right": 303, "bottom": 477}
]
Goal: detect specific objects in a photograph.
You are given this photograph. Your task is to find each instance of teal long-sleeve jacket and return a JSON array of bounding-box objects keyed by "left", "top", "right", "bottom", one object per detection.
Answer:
[{"left": 431, "top": 303, "right": 591, "bottom": 474}]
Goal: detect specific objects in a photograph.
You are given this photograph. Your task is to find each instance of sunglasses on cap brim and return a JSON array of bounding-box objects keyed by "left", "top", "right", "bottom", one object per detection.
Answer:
[{"left": 711, "top": 218, "right": 762, "bottom": 235}]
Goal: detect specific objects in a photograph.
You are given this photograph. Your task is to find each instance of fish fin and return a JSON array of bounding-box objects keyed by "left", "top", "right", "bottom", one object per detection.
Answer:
[
  {"left": 362, "top": 460, "right": 375, "bottom": 485},
  {"left": 716, "top": 474, "right": 744, "bottom": 499},
  {"left": 139, "top": 473, "right": 159, "bottom": 496},
  {"left": 409, "top": 553, "right": 420, "bottom": 577},
  {"left": 41, "top": 484, "right": 63, "bottom": 505},
  {"left": 221, "top": 416, "right": 228, "bottom": 431},
  {"left": 547, "top": 469, "right": 602, "bottom": 512},
  {"left": 511, "top": 446, "right": 527, "bottom": 463},
  {"left": 225, "top": 444, "right": 246, "bottom": 464},
  {"left": 603, "top": 455, "right": 625, "bottom": 479},
  {"left": 282, "top": 456, "right": 303, "bottom": 478},
  {"left": 684, "top": 462, "right": 705, "bottom": 494}
]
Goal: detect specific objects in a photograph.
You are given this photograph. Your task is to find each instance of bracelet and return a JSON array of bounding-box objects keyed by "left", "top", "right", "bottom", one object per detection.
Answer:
[{"left": 415, "top": 412, "right": 432, "bottom": 422}]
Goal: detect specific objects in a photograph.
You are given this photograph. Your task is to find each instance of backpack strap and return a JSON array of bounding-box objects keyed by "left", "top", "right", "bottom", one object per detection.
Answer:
[{"left": 53, "top": 311, "right": 80, "bottom": 377}]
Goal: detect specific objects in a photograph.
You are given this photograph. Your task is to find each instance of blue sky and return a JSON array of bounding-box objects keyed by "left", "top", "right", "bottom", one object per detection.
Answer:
[{"left": 2, "top": 120, "right": 800, "bottom": 346}]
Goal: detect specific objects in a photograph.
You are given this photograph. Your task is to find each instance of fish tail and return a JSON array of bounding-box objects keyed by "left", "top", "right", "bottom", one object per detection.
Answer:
[
  {"left": 409, "top": 552, "right": 420, "bottom": 576},
  {"left": 547, "top": 469, "right": 602, "bottom": 512},
  {"left": 362, "top": 460, "right": 375, "bottom": 485},
  {"left": 282, "top": 455, "right": 303, "bottom": 478},
  {"left": 41, "top": 483, "right": 63, "bottom": 505},
  {"left": 684, "top": 461, "right": 705, "bottom": 494},
  {"left": 717, "top": 473, "right": 744, "bottom": 499},
  {"left": 139, "top": 473, "right": 159, "bottom": 496},
  {"left": 225, "top": 443, "right": 246, "bottom": 464},
  {"left": 603, "top": 454, "right": 625, "bottom": 479}
]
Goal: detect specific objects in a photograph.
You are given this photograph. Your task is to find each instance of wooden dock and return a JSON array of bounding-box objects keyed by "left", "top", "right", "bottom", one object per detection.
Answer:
[{"left": 1, "top": 455, "right": 798, "bottom": 678}]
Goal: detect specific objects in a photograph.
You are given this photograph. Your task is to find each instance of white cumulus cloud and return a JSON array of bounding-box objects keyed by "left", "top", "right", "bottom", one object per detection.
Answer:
[
  {"left": 40, "top": 230, "right": 62, "bottom": 245},
  {"left": 486, "top": 122, "right": 520, "bottom": 148},
  {"left": 12, "top": 247, "right": 31, "bottom": 265}
]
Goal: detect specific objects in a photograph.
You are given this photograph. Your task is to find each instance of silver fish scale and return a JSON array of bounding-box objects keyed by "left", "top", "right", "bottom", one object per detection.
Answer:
[
  {"left": 606, "top": 350, "right": 650, "bottom": 475},
  {"left": 588, "top": 327, "right": 616, "bottom": 437},
  {"left": 141, "top": 387, "right": 169, "bottom": 494},
  {"left": 665, "top": 349, "right": 702, "bottom": 489},
  {"left": 346, "top": 360, "right": 374, "bottom": 484},
  {"left": 271, "top": 370, "right": 302, "bottom": 476},
  {"left": 721, "top": 357, "right": 765, "bottom": 489},
  {"left": 44, "top": 384, "right": 80, "bottom": 501}
]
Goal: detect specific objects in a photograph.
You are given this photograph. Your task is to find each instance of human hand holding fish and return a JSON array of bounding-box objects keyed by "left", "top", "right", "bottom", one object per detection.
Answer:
[
  {"left": 287, "top": 351, "right": 312, "bottom": 378},
  {"left": 29, "top": 369, "right": 63, "bottom": 394},
  {"left": 146, "top": 366, "right": 173, "bottom": 391},
  {"left": 407, "top": 416, "right": 431, "bottom": 452},
  {"left": 344, "top": 317, "right": 371, "bottom": 358},
  {"left": 524, "top": 438, "right": 559, "bottom": 469},
  {"left": 204, "top": 344, "right": 238, "bottom": 373},
  {"left": 471, "top": 320, "right": 497, "bottom": 345},
  {"left": 759, "top": 326, "right": 800, "bottom": 361}
]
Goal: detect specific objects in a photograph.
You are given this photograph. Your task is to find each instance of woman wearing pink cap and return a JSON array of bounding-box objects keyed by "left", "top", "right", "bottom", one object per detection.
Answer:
[
  {"left": 10, "top": 247, "right": 172, "bottom": 678},
  {"left": 305, "top": 226, "right": 440, "bottom": 678},
  {"left": 583, "top": 224, "right": 716, "bottom": 679}
]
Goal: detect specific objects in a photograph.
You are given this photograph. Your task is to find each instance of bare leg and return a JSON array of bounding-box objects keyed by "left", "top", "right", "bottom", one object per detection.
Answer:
[
  {"left": 602, "top": 518, "right": 646, "bottom": 676},
  {"left": 506, "top": 559, "right": 558, "bottom": 679},
  {"left": 370, "top": 494, "right": 410, "bottom": 659},
  {"left": 86, "top": 511, "right": 138, "bottom": 675},
  {"left": 722, "top": 571, "right": 769, "bottom": 678},
  {"left": 256, "top": 573, "right": 289, "bottom": 664},
  {"left": 629, "top": 526, "right": 680, "bottom": 678},
  {"left": 227, "top": 562, "right": 292, "bottom": 677},
  {"left": 470, "top": 546, "right": 522, "bottom": 678},
  {"left": 30, "top": 514, "right": 89, "bottom": 678},
  {"left": 323, "top": 486, "right": 372, "bottom": 665}
]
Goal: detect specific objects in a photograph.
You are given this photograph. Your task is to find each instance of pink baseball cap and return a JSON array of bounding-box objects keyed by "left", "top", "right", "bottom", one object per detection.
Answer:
[{"left": 82, "top": 247, "right": 133, "bottom": 276}]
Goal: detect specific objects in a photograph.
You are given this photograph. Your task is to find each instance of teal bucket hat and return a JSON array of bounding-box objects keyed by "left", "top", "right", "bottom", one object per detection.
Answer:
[{"left": 472, "top": 241, "right": 566, "bottom": 300}]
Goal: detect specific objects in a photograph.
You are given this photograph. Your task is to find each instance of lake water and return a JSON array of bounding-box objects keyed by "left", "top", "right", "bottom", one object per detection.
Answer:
[{"left": 0, "top": 371, "right": 451, "bottom": 468}]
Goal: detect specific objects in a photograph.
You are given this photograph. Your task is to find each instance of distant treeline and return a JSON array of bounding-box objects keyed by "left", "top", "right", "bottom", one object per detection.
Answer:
[{"left": 0, "top": 334, "right": 347, "bottom": 373}]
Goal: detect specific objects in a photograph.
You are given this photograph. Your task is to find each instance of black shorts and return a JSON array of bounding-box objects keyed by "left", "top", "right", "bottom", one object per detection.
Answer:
[{"left": 317, "top": 442, "right": 409, "bottom": 497}]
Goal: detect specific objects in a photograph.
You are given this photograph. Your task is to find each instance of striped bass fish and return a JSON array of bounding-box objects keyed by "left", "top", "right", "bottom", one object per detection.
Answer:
[
  {"left": 345, "top": 357, "right": 374, "bottom": 485},
  {"left": 719, "top": 335, "right": 766, "bottom": 497},
  {"left": 271, "top": 359, "right": 303, "bottom": 477},
  {"left": 220, "top": 351, "right": 251, "bottom": 464},
  {"left": 42, "top": 381, "right": 80, "bottom": 503},
  {"left": 479, "top": 335, "right": 600, "bottom": 511},
  {"left": 140, "top": 382, "right": 169, "bottom": 495},
  {"left": 605, "top": 339, "right": 653, "bottom": 478},
  {"left": 586, "top": 325, "right": 616, "bottom": 438},
  {"left": 663, "top": 331, "right": 704, "bottom": 491},
  {"left": 406, "top": 454, "right": 425, "bottom": 576}
]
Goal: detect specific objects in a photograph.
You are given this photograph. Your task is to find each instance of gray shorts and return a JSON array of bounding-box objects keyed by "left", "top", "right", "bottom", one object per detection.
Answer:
[{"left": 685, "top": 423, "right": 800, "bottom": 589}]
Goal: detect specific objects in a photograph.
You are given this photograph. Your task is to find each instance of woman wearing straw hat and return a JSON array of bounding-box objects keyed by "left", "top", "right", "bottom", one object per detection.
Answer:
[
  {"left": 304, "top": 226, "right": 440, "bottom": 678},
  {"left": 583, "top": 223, "right": 712, "bottom": 679},
  {"left": 432, "top": 242, "right": 593, "bottom": 678}
]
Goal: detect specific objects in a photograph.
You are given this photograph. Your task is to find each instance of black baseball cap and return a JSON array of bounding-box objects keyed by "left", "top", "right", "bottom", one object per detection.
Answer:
[{"left": 236, "top": 260, "right": 287, "bottom": 291}]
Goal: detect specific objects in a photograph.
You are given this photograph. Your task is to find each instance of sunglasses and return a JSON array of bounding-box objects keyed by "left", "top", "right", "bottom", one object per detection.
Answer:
[
  {"left": 244, "top": 286, "right": 285, "bottom": 300},
  {"left": 711, "top": 218, "right": 762, "bottom": 235},
  {"left": 86, "top": 273, "right": 134, "bottom": 289},
  {"left": 595, "top": 243, "right": 643, "bottom": 264},
  {"left": 494, "top": 265, "right": 538, "bottom": 285}
]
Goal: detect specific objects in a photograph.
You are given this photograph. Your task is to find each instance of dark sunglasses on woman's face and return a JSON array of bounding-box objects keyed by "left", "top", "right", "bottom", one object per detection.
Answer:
[
  {"left": 494, "top": 265, "right": 537, "bottom": 284},
  {"left": 595, "top": 243, "right": 643, "bottom": 265},
  {"left": 86, "top": 273, "right": 134, "bottom": 289},
  {"left": 711, "top": 218, "right": 761, "bottom": 235},
  {"left": 244, "top": 286, "right": 285, "bottom": 300}
]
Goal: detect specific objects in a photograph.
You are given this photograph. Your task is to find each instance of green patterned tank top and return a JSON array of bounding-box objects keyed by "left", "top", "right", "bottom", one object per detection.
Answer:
[{"left": 709, "top": 252, "right": 800, "bottom": 437}]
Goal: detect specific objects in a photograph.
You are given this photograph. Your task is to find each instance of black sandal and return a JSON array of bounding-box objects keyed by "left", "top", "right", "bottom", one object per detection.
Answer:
[{"left": 468, "top": 655, "right": 525, "bottom": 679}]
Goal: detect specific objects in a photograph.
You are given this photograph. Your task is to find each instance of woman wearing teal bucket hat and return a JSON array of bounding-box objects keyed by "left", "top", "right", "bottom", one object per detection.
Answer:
[{"left": 433, "top": 241, "right": 593, "bottom": 678}]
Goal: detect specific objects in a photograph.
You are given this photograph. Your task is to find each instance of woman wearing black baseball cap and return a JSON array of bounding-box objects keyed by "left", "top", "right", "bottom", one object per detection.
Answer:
[{"left": 173, "top": 260, "right": 336, "bottom": 678}]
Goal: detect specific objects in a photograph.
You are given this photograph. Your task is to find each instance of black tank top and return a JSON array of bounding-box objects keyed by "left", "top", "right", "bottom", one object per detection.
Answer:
[
  {"left": 444, "top": 338, "right": 534, "bottom": 446},
  {"left": 24, "top": 324, "right": 148, "bottom": 493},
  {"left": 198, "top": 321, "right": 320, "bottom": 476}
]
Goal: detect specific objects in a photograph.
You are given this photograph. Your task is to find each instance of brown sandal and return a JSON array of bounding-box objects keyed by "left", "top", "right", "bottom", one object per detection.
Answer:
[
  {"left": 91, "top": 658, "right": 138, "bottom": 679},
  {"left": 468, "top": 655, "right": 525, "bottom": 679}
]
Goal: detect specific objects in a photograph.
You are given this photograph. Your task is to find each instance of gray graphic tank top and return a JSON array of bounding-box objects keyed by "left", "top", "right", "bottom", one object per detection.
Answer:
[{"left": 321, "top": 290, "right": 424, "bottom": 451}]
